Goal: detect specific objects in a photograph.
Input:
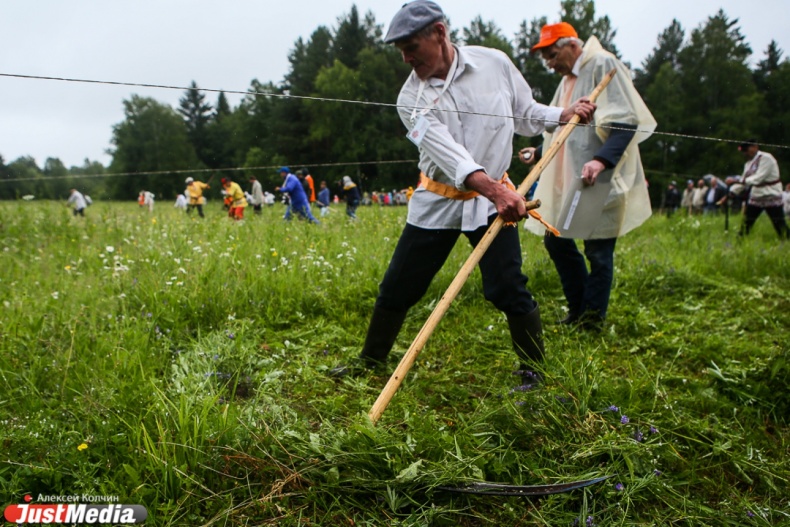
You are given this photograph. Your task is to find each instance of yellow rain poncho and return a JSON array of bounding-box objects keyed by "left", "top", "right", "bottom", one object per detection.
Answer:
[{"left": 525, "top": 36, "right": 656, "bottom": 240}]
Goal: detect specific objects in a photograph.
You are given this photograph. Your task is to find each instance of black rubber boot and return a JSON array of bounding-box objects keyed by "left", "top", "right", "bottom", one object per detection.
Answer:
[
  {"left": 507, "top": 306, "right": 545, "bottom": 385},
  {"left": 329, "top": 306, "right": 408, "bottom": 378}
]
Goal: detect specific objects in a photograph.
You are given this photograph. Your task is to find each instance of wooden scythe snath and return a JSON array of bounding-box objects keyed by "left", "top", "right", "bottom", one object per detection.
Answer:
[{"left": 368, "top": 69, "right": 617, "bottom": 425}]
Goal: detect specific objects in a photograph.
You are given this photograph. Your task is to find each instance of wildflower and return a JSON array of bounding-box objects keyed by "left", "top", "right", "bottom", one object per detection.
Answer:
[
  {"left": 106, "top": 246, "right": 115, "bottom": 253},
  {"left": 607, "top": 405, "right": 619, "bottom": 412},
  {"left": 509, "top": 384, "right": 533, "bottom": 394},
  {"left": 746, "top": 511, "right": 754, "bottom": 518},
  {"left": 77, "top": 443, "right": 88, "bottom": 451},
  {"left": 64, "top": 265, "right": 71, "bottom": 271},
  {"left": 620, "top": 415, "right": 630, "bottom": 424},
  {"left": 633, "top": 429, "right": 644, "bottom": 442},
  {"left": 615, "top": 483, "right": 624, "bottom": 491},
  {"left": 654, "top": 469, "right": 662, "bottom": 476},
  {"left": 227, "top": 332, "right": 235, "bottom": 340},
  {"left": 649, "top": 425, "right": 658, "bottom": 434},
  {"left": 51, "top": 291, "right": 59, "bottom": 300},
  {"left": 586, "top": 516, "right": 595, "bottom": 527}
]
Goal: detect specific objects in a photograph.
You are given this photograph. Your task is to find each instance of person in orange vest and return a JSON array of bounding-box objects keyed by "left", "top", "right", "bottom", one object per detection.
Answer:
[
  {"left": 221, "top": 177, "right": 248, "bottom": 220},
  {"left": 300, "top": 168, "right": 317, "bottom": 204}
]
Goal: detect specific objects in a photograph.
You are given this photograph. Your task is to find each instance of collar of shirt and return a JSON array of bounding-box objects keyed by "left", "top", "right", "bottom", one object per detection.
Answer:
[{"left": 570, "top": 48, "right": 586, "bottom": 77}]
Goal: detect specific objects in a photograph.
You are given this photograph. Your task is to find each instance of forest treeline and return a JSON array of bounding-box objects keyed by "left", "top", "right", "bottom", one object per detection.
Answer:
[{"left": 1, "top": 0, "right": 788, "bottom": 206}]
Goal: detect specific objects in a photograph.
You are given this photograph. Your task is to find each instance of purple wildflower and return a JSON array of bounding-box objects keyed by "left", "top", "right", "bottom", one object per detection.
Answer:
[
  {"left": 607, "top": 405, "right": 619, "bottom": 412},
  {"left": 620, "top": 415, "right": 630, "bottom": 424},
  {"left": 615, "top": 483, "right": 624, "bottom": 491},
  {"left": 746, "top": 511, "right": 755, "bottom": 518},
  {"left": 322, "top": 349, "right": 328, "bottom": 356},
  {"left": 227, "top": 332, "right": 235, "bottom": 340},
  {"left": 586, "top": 516, "right": 595, "bottom": 527},
  {"left": 509, "top": 384, "right": 533, "bottom": 394},
  {"left": 633, "top": 429, "right": 644, "bottom": 442},
  {"left": 654, "top": 469, "right": 662, "bottom": 476},
  {"left": 649, "top": 425, "right": 658, "bottom": 434}
]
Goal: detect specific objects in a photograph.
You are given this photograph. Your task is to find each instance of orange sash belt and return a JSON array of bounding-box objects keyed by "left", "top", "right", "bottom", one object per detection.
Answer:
[{"left": 418, "top": 172, "right": 560, "bottom": 235}]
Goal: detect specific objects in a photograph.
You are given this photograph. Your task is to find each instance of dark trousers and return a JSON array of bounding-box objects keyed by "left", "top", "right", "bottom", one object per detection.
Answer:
[
  {"left": 544, "top": 235, "right": 617, "bottom": 319},
  {"left": 187, "top": 204, "right": 204, "bottom": 218},
  {"left": 741, "top": 204, "right": 789, "bottom": 239},
  {"left": 376, "top": 216, "right": 536, "bottom": 316}
]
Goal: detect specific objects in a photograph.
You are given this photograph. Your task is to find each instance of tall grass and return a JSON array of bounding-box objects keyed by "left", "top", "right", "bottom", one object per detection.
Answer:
[{"left": 0, "top": 201, "right": 787, "bottom": 525}]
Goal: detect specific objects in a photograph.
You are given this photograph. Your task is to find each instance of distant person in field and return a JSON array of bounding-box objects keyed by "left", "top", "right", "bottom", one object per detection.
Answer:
[
  {"left": 692, "top": 179, "right": 707, "bottom": 215},
  {"left": 67, "top": 188, "right": 87, "bottom": 217},
  {"left": 185, "top": 177, "right": 210, "bottom": 218},
  {"left": 139, "top": 190, "right": 155, "bottom": 212},
  {"left": 301, "top": 168, "right": 317, "bottom": 204},
  {"left": 341, "top": 175, "right": 361, "bottom": 220},
  {"left": 329, "top": 1, "right": 595, "bottom": 380},
  {"left": 704, "top": 176, "right": 727, "bottom": 214},
  {"left": 521, "top": 21, "right": 655, "bottom": 331},
  {"left": 275, "top": 167, "right": 319, "bottom": 224},
  {"left": 663, "top": 181, "right": 680, "bottom": 218},
  {"left": 175, "top": 193, "right": 187, "bottom": 210},
  {"left": 317, "top": 180, "right": 331, "bottom": 217},
  {"left": 680, "top": 180, "right": 694, "bottom": 215},
  {"left": 737, "top": 140, "right": 789, "bottom": 239},
  {"left": 221, "top": 177, "right": 248, "bottom": 221},
  {"left": 249, "top": 175, "right": 264, "bottom": 215}
]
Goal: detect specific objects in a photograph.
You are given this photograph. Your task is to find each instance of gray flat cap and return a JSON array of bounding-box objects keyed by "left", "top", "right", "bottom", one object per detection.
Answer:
[{"left": 384, "top": 0, "right": 444, "bottom": 43}]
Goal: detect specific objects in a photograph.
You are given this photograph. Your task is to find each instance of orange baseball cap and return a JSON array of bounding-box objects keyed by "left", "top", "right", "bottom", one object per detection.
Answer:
[{"left": 531, "top": 22, "right": 578, "bottom": 52}]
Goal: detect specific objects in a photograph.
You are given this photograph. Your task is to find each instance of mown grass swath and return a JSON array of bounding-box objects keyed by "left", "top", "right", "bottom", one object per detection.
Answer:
[{"left": 0, "top": 201, "right": 787, "bottom": 525}]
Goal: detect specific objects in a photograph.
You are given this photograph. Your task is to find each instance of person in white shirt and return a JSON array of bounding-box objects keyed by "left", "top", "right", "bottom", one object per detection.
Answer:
[
  {"left": 249, "top": 176, "right": 264, "bottom": 214},
  {"left": 330, "top": 0, "right": 595, "bottom": 380},
  {"left": 175, "top": 194, "right": 187, "bottom": 210},
  {"left": 139, "top": 190, "right": 155, "bottom": 212},
  {"left": 738, "top": 140, "right": 788, "bottom": 239},
  {"left": 67, "top": 189, "right": 87, "bottom": 217}
]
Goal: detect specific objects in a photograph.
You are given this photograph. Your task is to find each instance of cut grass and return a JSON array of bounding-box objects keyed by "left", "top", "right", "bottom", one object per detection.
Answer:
[{"left": 0, "top": 201, "right": 787, "bottom": 525}]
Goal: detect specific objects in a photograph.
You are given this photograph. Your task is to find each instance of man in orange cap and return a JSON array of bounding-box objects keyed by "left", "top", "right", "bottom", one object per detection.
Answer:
[{"left": 521, "top": 22, "right": 656, "bottom": 331}]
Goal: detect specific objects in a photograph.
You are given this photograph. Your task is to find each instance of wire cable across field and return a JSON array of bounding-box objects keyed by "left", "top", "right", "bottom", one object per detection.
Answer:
[{"left": 3, "top": 72, "right": 788, "bottom": 151}]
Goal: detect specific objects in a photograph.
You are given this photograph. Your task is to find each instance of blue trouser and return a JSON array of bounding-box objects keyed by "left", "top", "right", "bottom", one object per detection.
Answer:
[
  {"left": 376, "top": 216, "right": 536, "bottom": 316},
  {"left": 543, "top": 235, "right": 617, "bottom": 319},
  {"left": 285, "top": 201, "right": 319, "bottom": 223}
]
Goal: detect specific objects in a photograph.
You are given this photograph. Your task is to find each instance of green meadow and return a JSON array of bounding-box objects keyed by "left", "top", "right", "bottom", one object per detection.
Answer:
[{"left": 0, "top": 200, "right": 787, "bottom": 526}]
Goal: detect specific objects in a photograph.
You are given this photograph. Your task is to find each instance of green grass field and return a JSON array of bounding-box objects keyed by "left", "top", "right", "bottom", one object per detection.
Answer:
[{"left": 0, "top": 200, "right": 787, "bottom": 526}]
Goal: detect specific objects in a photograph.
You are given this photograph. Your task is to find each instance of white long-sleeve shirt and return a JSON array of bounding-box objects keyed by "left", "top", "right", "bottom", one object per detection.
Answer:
[
  {"left": 743, "top": 150, "right": 782, "bottom": 200},
  {"left": 67, "top": 190, "right": 87, "bottom": 210},
  {"left": 396, "top": 45, "right": 562, "bottom": 231}
]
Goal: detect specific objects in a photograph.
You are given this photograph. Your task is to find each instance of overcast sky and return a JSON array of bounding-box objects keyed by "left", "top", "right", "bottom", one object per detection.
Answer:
[{"left": 2, "top": 0, "right": 787, "bottom": 168}]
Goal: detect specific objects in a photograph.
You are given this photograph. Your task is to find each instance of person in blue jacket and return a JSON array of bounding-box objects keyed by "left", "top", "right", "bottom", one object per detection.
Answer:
[{"left": 275, "top": 167, "right": 319, "bottom": 224}]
